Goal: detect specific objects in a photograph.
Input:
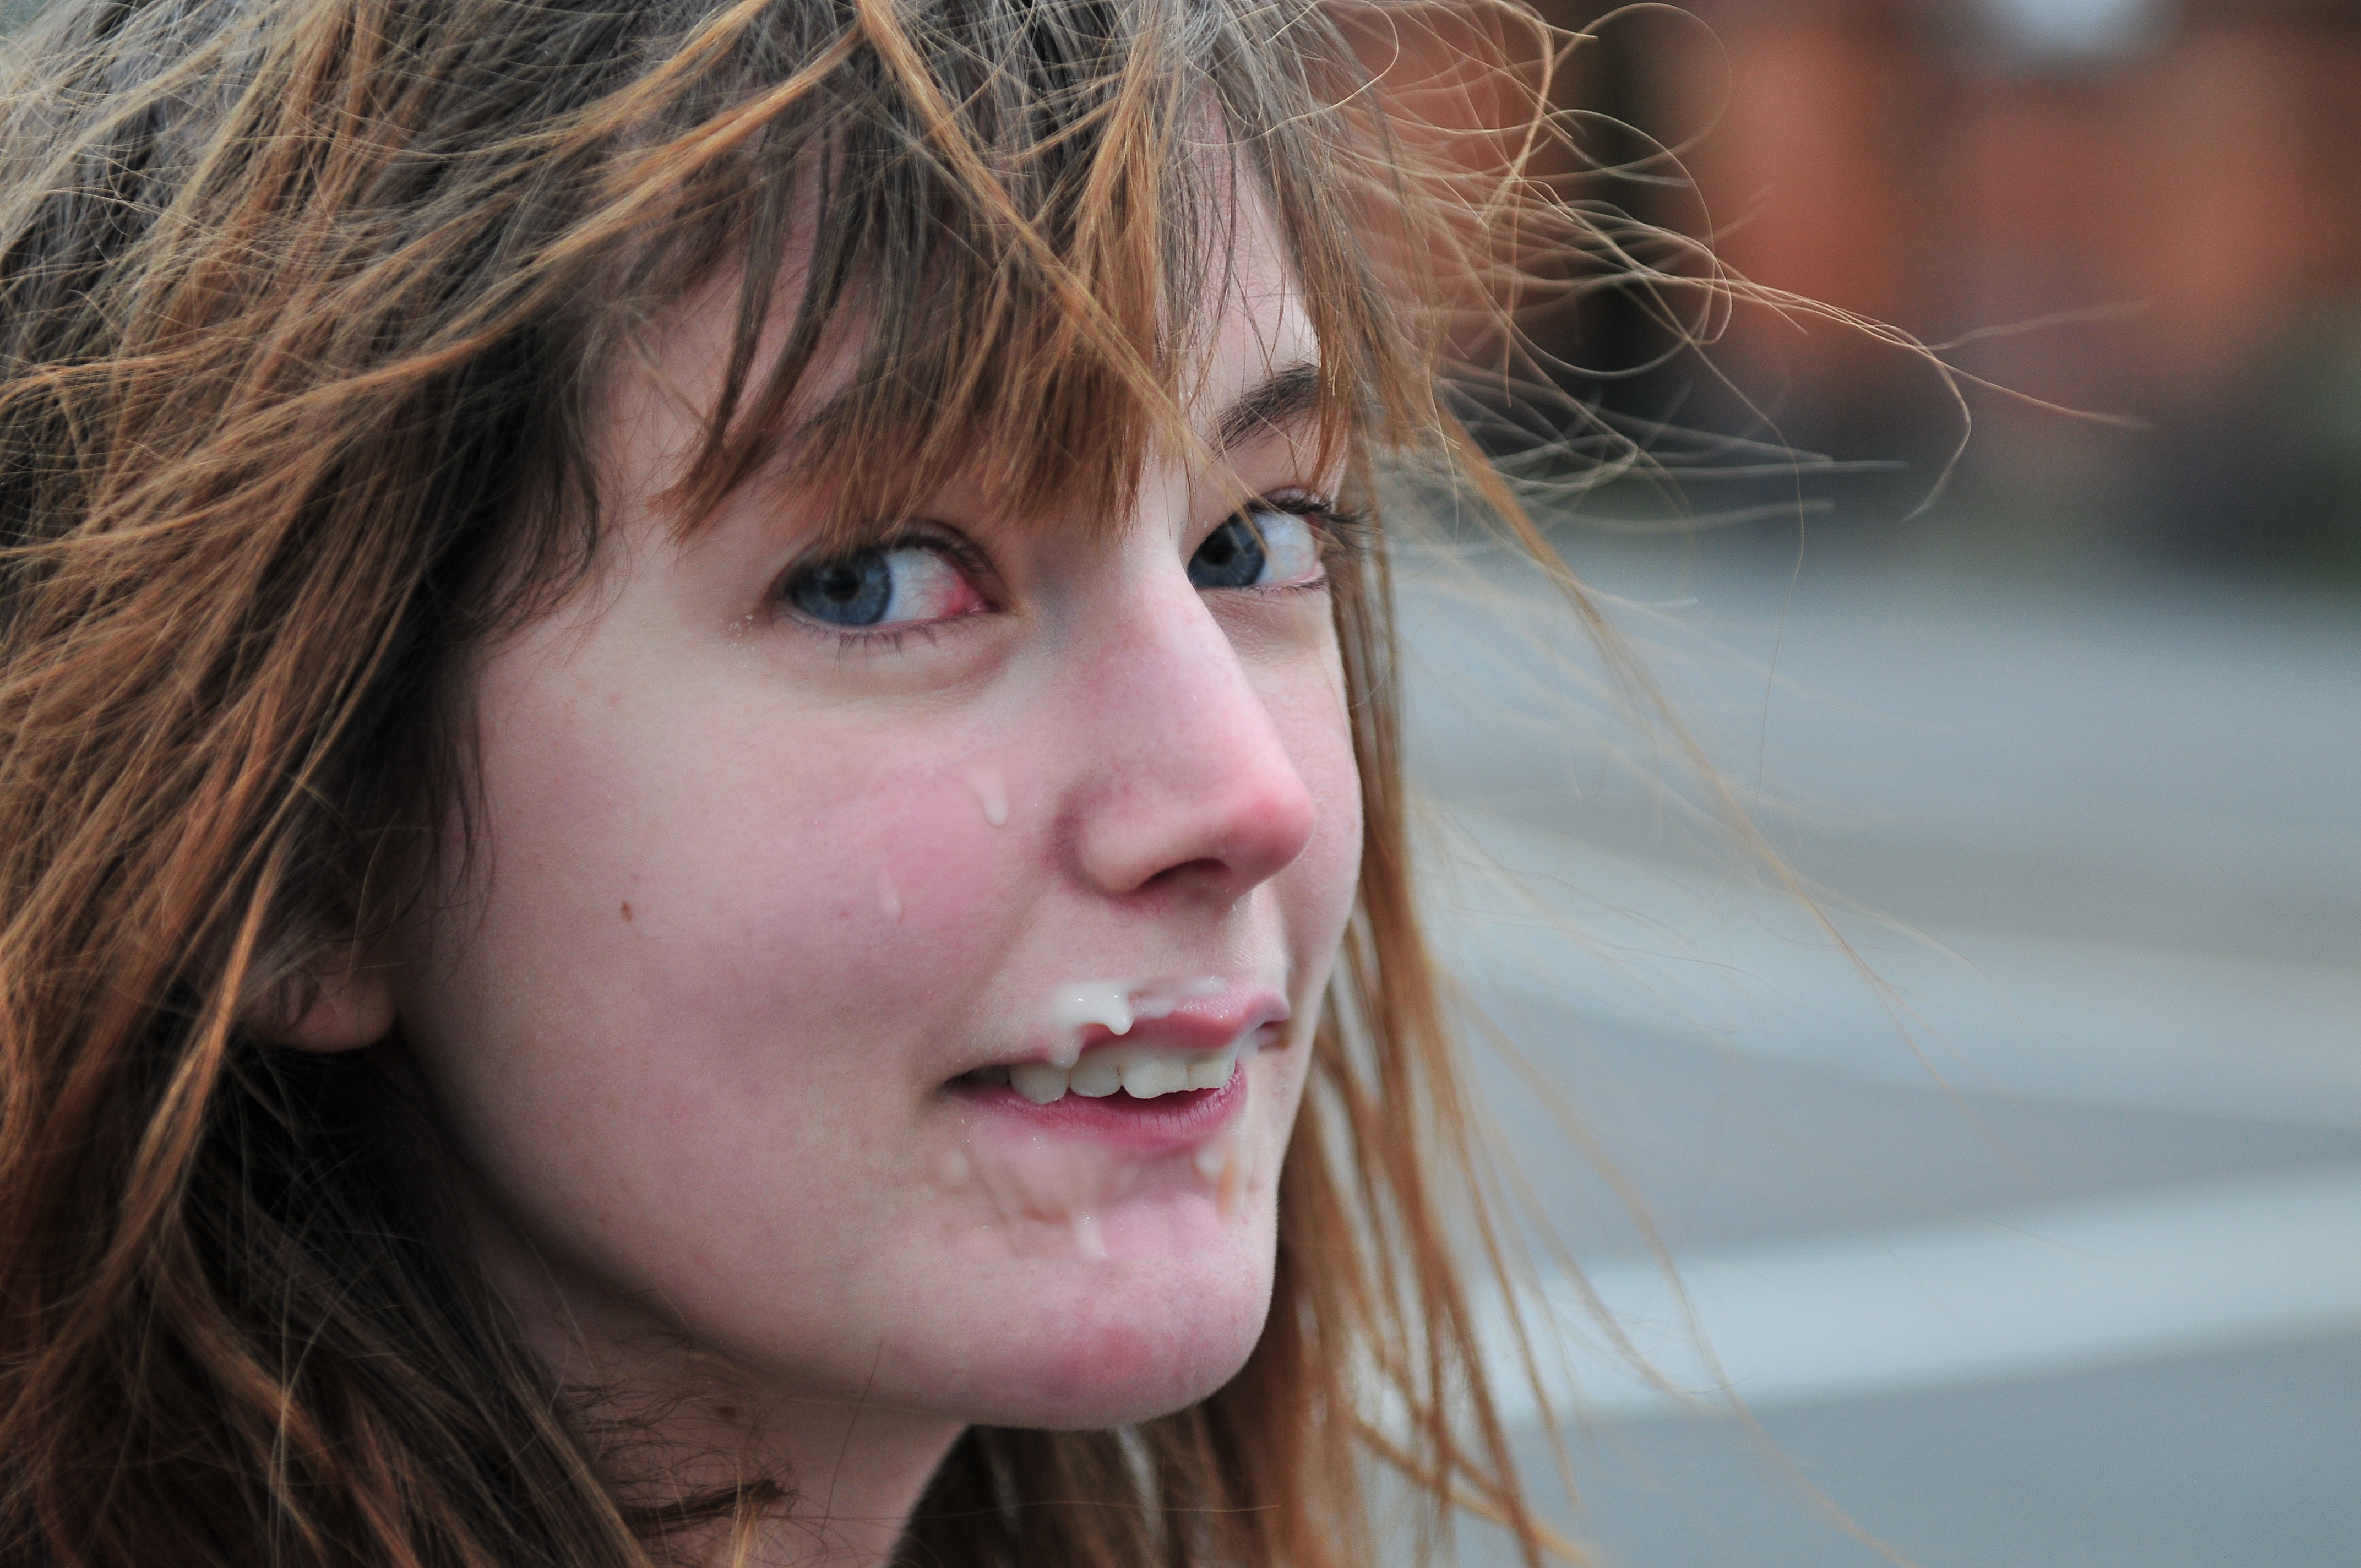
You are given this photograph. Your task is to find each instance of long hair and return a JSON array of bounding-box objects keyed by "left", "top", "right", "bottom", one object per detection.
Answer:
[{"left": 0, "top": 0, "right": 1652, "bottom": 1562}]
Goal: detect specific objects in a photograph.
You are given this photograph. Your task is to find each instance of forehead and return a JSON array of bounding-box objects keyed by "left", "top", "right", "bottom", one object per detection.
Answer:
[
  {"left": 603, "top": 180, "right": 1324, "bottom": 537},
  {"left": 1187, "top": 197, "right": 1319, "bottom": 431}
]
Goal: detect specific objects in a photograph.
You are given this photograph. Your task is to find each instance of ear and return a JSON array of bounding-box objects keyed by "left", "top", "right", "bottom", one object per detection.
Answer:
[{"left": 241, "top": 952, "right": 398, "bottom": 1054}]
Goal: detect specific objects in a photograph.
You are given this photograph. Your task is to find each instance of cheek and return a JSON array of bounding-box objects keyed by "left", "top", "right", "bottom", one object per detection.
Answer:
[
  {"left": 637, "top": 747, "right": 1030, "bottom": 1074},
  {"left": 504, "top": 723, "right": 1020, "bottom": 1057},
  {"left": 398, "top": 602, "right": 1367, "bottom": 1418},
  {"left": 1275, "top": 648, "right": 1363, "bottom": 956},
  {"left": 400, "top": 667, "right": 1036, "bottom": 1264}
]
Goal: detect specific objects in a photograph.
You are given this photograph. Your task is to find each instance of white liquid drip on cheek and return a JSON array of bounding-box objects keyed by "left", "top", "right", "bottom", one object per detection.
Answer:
[
  {"left": 918, "top": 983, "right": 1271, "bottom": 1259},
  {"left": 933, "top": 1143, "right": 973, "bottom": 1192},
  {"left": 965, "top": 768, "right": 1008, "bottom": 828},
  {"left": 1070, "top": 1212, "right": 1108, "bottom": 1261},
  {"left": 921, "top": 1066, "right": 1264, "bottom": 1260},
  {"left": 925, "top": 1131, "right": 1145, "bottom": 1259},
  {"left": 1190, "top": 1118, "right": 1256, "bottom": 1223}
]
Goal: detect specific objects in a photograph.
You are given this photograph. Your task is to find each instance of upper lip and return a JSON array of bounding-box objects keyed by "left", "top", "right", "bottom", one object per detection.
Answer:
[{"left": 950, "top": 983, "right": 1291, "bottom": 1080}]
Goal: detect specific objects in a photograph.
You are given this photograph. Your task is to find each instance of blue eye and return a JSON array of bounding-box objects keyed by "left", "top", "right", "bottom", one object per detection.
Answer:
[
  {"left": 1188, "top": 517, "right": 1267, "bottom": 589},
  {"left": 788, "top": 553, "right": 892, "bottom": 625},
  {"left": 781, "top": 544, "right": 986, "bottom": 629},
  {"left": 1188, "top": 506, "right": 1325, "bottom": 591}
]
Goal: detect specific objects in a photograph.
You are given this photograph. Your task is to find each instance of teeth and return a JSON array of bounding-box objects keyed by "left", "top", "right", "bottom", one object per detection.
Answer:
[
  {"left": 1184, "top": 1055, "right": 1233, "bottom": 1090},
  {"left": 1009, "top": 1063, "right": 1069, "bottom": 1104},
  {"left": 984, "top": 1041, "right": 1242, "bottom": 1105},
  {"left": 1122, "top": 1057, "right": 1188, "bottom": 1098},
  {"left": 1068, "top": 1057, "right": 1123, "bottom": 1098}
]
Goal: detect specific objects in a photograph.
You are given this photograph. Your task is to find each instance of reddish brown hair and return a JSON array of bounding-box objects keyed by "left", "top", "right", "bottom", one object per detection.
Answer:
[{"left": 0, "top": 0, "right": 1650, "bottom": 1562}]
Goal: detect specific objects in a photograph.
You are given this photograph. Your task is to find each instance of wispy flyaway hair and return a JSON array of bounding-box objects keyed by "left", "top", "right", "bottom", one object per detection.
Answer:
[{"left": 0, "top": 0, "right": 1655, "bottom": 1563}]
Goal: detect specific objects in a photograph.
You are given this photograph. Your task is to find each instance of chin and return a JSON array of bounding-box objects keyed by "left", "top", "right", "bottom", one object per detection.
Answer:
[{"left": 922, "top": 1249, "right": 1277, "bottom": 1431}]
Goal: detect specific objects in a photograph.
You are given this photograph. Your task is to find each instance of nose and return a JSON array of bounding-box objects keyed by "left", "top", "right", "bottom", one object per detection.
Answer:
[{"left": 1063, "top": 574, "right": 1323, "bottom": 903}]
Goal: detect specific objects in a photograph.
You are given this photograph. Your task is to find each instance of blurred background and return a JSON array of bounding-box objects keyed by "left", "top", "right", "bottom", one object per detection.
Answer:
[
  {"left": 5, "top": 0, "right": 2344, "bottom": 1559},
  {"left": 1537, "top": 0, "right": 2361, "bottom": 581},
  {"left": 1394, "top": 2, "right": 2361, "bottom": 1564}
]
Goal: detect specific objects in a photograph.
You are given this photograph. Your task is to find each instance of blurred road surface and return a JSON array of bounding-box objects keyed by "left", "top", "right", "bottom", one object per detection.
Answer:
[{"left": 1397, "top": 536, "right": 2361, "bottom": 1567}]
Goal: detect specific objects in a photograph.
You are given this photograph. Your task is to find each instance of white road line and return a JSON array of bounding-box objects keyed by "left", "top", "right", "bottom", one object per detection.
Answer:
[
  {"left": 1428, "top": 814, "right": 2361, "bottom": 1128},
  {"left": 1485, "top": 1165, "right": 2361, "bottom": 1424}
]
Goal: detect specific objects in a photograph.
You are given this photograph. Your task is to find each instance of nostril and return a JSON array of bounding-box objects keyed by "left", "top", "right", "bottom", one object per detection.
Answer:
[{"left": 1140, "top": 856, "right": 1228, "bottom": 892}]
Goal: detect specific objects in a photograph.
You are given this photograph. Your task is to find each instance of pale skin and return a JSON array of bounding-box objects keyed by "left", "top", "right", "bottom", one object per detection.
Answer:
[{"left": 262, "top": 206, "right": 1363, "bottom": 1565}]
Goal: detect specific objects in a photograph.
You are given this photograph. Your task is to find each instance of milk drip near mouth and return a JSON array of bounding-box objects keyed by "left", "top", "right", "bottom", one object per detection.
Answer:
[
  {"left": 1002, "top": 1042, "right": 1242, "bottom": 1104},
  {"left": 995, "top": 977, "right": 1233, "bottom": 1103},
  {"left": 931, "top": 976, "right": 1266, "bottom": 1260}
]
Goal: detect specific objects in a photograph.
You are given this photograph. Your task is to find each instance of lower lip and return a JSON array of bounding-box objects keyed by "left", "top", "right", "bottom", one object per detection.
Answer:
[{"left": 951, "top": 1065, "right": 1248, "bottom": 1150}]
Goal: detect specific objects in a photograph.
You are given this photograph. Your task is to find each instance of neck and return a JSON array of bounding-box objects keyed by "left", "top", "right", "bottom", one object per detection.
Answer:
[
  {"left": 749, "top": 1398, "right": 967, "bottom": 1567},
  {"left": 641, "top": 1397, "right": 966, "bottom": 1567},
  {"left": 545, "top": 1315, "right": 967, "bottom": 1566},
  {"left": 458, "top": 1195, "right": 966, "bottom": 1566}
]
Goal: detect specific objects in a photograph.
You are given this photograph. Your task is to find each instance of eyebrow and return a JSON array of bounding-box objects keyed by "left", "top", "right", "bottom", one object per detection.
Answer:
[{"left": 1214, "top": 362, "right": 1324, "bottom": 453}]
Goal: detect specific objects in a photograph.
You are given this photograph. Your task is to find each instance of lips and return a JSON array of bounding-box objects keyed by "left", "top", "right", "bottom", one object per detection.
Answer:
[
  {"left": 968, "top": 1036, "right": 1245, "bottom": 1103},
  {"left": 946, "top": 981, "right": 1287, "bottom": 1107},
  {"left": 953, "top": 1062, "right": 1250, "bottom": 1148}
]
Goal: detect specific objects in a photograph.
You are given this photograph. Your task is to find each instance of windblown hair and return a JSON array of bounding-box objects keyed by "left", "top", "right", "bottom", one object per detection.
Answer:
[{"left": 0, "top": 0, "right": 1654, "bottom": 1563}]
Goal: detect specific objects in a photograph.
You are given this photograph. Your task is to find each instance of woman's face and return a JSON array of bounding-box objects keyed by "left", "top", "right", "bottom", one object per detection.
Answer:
[{"left": 387, "top": 216, "right": 1360, "bottom": 1442}]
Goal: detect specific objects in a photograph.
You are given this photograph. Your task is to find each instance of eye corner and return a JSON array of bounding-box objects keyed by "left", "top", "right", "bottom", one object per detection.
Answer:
[{"left": 1259, "top": 489, "right": 1370, "bottom": 552}]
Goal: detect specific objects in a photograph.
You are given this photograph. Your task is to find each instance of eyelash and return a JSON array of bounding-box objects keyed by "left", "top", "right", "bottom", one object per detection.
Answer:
[
  {"left": 830, "top": 623, "right": 942, "bottom": 655},
  {"left": 781, "top": 495, "right": 1370, "bottom": 653},
  {"left": 771, "top": 527, "right": 993, "bottom": 655}
]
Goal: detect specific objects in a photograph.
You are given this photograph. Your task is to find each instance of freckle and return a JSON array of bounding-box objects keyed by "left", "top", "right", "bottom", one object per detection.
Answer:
[
  {"left": 619, "top": 901, "right": 633, "bottom": 922},
  {"left": 714, "top": 1404, "right": 741, "bottom": 1423}
]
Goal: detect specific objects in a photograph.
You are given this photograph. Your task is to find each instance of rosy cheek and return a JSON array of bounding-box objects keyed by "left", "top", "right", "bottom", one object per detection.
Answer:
[{"left": 722, "top": 754, "right": 1030, "bottom": 1025}]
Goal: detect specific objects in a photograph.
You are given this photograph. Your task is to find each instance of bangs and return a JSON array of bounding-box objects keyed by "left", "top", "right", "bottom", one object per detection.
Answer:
[{"left": 583, "top": 0, "right": 1425, "bottom": 546}]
